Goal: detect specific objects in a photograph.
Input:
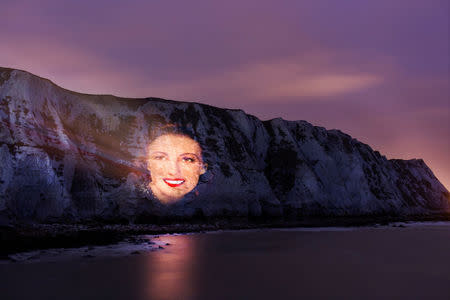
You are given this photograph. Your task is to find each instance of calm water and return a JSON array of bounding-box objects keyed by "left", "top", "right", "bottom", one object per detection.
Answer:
[{"left": 1, "top": 224, "right": 450, "bottom": 300}]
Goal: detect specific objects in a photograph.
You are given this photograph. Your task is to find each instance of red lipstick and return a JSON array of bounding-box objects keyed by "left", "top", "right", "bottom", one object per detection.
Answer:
[{"left": 163, "top": 178, "right": 185, "bottom": 187}]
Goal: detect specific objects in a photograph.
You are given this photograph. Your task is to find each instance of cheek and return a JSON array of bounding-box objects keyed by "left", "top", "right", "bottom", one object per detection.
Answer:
[
  {"left": 148, "top": 162, "right": 167, "bottom": 176},
  {"left": 181, "top": 165, "right": 202, "bottom": 181}
]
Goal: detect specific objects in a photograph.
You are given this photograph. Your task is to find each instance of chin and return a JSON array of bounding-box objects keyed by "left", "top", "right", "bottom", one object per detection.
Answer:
[
  {"left": 149, "top": 179, "right": 197, "bottom": 203},
  {"left": 152, "top": 188, "right": 189, "bottom": 203}
]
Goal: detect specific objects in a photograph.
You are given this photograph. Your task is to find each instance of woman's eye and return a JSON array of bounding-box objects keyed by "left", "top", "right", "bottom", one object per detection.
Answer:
[
  {"left": 152, "top": 155, "right": 165, "bottom": 160},
  {"left": 182, "top": 157, "right": 196, "bottom": 163}
]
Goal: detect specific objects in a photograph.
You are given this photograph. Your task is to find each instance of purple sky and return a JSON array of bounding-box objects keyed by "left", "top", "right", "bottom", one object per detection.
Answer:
[{"left": 1, "top": 0, "right": 449, "bottom": 189}]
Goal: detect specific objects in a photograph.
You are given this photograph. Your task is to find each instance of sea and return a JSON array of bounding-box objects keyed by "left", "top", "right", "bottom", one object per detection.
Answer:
[{"left": 1, "top": 222, "right": 449, "bottom": 300}]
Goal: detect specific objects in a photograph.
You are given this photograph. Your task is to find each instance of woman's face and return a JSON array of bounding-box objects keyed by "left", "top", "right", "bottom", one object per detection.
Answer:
[{"left": 146, "top": 133, "right": 205, "bottom": 203}]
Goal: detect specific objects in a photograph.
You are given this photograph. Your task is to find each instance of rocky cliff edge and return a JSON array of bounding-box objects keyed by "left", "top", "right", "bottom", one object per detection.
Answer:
[{"left": 0, "top": 67, "right": 448, "bottom": 224}]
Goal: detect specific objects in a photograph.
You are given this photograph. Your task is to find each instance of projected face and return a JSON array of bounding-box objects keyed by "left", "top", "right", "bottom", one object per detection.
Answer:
[{"left": 147, "top": 133, "right": 206, "bottom": 203}]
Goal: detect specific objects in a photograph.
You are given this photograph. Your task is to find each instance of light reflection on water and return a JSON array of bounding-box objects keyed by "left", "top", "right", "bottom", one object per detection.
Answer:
[
  {"left": 141, "top": 225, "right": 450, "bottom": 300},
  {"left": 146, "top": 235, "right": 197, "bottom": 300},
  {"left": 1, "top": 225, "right": 449, "bottom": 300}
]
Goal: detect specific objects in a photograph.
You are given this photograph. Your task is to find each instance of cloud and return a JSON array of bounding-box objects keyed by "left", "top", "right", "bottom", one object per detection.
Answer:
[
  {"left": 135, "top": 55, "right": 384, "bottom": 102},
  {"left": 0, "top": 38, "right": 384, "bottom": 104},
  {"left": 259, "top": 73, "right": 381, "bottom": 98},
  {"left": 0, "top": 36, "right": 150, "bottom": 96}
]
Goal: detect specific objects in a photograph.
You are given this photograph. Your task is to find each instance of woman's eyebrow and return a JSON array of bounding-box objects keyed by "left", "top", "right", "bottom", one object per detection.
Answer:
[{"left": 150, "top": 151, "right": 168, "bottom": 155}]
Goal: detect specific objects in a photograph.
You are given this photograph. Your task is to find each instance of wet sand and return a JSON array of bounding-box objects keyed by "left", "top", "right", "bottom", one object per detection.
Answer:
[{"left": 1, "top": 224, "right": 449, "bottom": 300}]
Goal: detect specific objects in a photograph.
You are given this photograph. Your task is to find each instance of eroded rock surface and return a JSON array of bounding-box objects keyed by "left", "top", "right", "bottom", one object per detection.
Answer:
[{"left": 0, "top": 67, "right": 448, "bottom": 223}]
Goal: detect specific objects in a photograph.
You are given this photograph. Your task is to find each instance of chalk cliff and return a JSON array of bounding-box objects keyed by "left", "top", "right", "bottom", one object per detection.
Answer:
[{"left": 0, "top": 68, "right": 448, "bottom": 223}]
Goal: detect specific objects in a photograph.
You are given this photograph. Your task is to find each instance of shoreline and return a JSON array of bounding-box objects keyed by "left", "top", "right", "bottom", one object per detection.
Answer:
[{"left": 2, "top": 214, "right": 449, "bottom": 257}]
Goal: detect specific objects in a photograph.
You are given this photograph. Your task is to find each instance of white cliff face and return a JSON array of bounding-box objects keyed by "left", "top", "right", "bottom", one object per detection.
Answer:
[{"left": 0, "top": 67, "right": 448, "bottom": 223}]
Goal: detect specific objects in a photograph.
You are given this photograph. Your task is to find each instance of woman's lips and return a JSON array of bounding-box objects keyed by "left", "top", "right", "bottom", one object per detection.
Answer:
[{"left": 163, "top": 178, "right": 185, "bottom": 187}]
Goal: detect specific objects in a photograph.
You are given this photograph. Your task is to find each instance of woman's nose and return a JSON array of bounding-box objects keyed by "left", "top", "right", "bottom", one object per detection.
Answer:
[{"left": 167, "top": 159, "right": 181, "bottom": 176}]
